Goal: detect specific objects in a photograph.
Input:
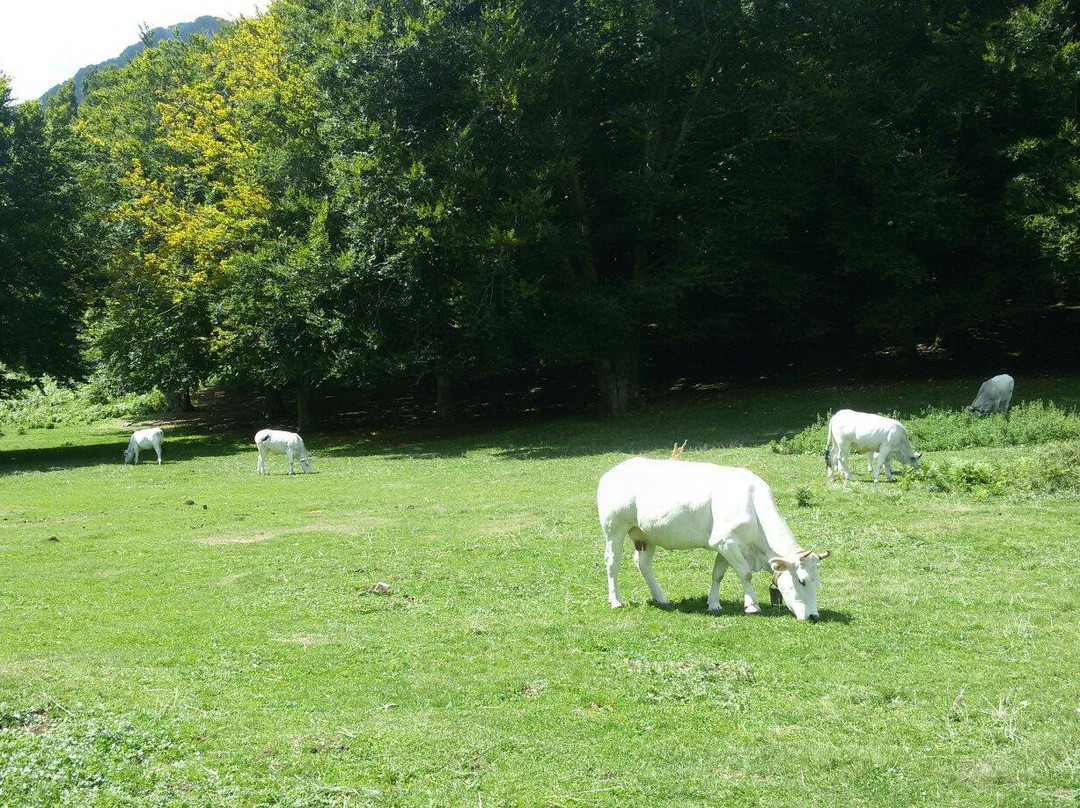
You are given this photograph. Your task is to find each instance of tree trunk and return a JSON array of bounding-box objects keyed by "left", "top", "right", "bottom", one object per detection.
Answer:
[
  {"left": 263, "top": 388, "right": 288, "bottom": 422},
  {"left": 296, "top": 378, "right": 314, "bottom": 433},
  {"left": 436, "top": 370, "right": 461, "bottom": 425},
  {"left": 595, "top": 352, "right": 639, "bottom": 417},
  {"left": 164, "top": 390, "right": 193, "bottom": 411}
]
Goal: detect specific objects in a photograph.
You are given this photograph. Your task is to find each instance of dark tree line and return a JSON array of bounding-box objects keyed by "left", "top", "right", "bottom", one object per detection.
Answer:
[{"left": 3, "top": 1, "right": 1080, "bottom": 424}]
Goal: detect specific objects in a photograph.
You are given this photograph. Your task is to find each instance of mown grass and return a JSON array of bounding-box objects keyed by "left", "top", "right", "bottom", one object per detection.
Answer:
[{"left": 2, "top": 377, "right": 1080, "bottom": 805}]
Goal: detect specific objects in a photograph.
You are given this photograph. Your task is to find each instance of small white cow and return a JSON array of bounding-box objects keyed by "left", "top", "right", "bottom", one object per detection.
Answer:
[
  {"left": 123, "top": 427, "right": 164, "bottom": 465},
  {"left": 967, "top": 374, "right": 1014, "bottom": 417},
  {"left": 597, "top": 457, "right": 829, "bottom": 622},
  {"left": 255, "top": 429, "right": 311, "bottom": 474},
  {"left": 825, "top": 409, "right": 920, "bottom": 482}
]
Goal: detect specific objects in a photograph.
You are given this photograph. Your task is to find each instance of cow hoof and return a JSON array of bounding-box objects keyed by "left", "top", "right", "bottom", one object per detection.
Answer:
[
  {"left": 744, "top": 606, "right": 761, "bottom": 616},
  {"left": 609, "top": 600, "right": 626, "bottom": 610},
  {"left": 653, "top": 601, "right": 674, "bottom": 611},
  {"left": 706, "top": 607, "right": 722, "bottom": 616}
]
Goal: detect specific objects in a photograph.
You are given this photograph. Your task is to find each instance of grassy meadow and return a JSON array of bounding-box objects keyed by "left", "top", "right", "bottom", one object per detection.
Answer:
[{"left": 2, "top": 376, "right": 1080, "bottom": 805}]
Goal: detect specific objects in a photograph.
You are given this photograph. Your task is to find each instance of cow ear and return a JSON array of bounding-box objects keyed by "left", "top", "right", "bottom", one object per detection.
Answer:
[
  {"left": 816, "top": 550, "right": 830, "bottom": 560},
  {"left": 769, "top": 557, "right": 789, "bottom": 572}
]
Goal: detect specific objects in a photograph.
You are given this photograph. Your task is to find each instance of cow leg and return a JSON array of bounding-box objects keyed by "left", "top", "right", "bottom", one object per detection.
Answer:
[
  {"left": 287, "top": 448, "right": 295, "bottom": 474},
  {"left": 154, "top": 442, "right": 162, "bottom": 465},
  {"left": 257, "top": 447, "right": 266, "bottom": 474},
  {"left": 133, "top": 446, "right": 139, "bottom": 465},
  {"left": 867, "top": 452, "right": 877, "bottom": 474},
  {"left": 718, "top": 542, "right": 761, "bottom": 615},
  {"left": 603, "top": 525, "right": 628, "bottom": 609},
  {"left": 707, "top": 554, "right": 729, "bottom": 614},
  {"left": 837, "top": 444, "right": 853, "bottom": 481},
  {"left": 630, "top": 529, "right": 671, "bottom": 608},
  {"left": 874, "top": 446, "right": 892, "bottom": 482}
]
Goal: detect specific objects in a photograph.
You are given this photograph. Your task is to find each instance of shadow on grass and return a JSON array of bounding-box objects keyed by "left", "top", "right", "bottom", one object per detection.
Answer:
[
  {"left": 306, "top": 375, "right": 1080, "bottom": 463},
  {"left": 664, "top": 596, "right": 853, "bottom": 624},
  {"left": 8, "top": 373, "right": 1080, "bottom": 472},
  {"left": 0, "top": 433, "right": 251, "bottom": 476}
]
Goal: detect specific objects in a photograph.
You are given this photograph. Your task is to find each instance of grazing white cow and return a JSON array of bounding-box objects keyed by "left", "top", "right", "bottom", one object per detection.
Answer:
[
  {"left": 825, "top": 409, "right": 920, "bottom": 482},
  {"left": 967, "top": 374, "right": 1014, "bottom": 417},
  {"left": 597, "top": 457, "right": 829, "bottom": 622},
  {"left": 255, "top": 429, "right": 311, "bottom": 474},
  {"left": 123, "top": 427, "right": 164, "bottom": 465}
]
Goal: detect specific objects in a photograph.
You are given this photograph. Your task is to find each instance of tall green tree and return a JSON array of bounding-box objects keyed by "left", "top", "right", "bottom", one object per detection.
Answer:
[{"left": 0, "top": 76, "right": 87, "bottom": 386}]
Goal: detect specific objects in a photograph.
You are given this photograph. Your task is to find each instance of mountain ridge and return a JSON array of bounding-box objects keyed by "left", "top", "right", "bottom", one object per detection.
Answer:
[{"left": 40, "top": 15, "right": 228, "bottom": 104}]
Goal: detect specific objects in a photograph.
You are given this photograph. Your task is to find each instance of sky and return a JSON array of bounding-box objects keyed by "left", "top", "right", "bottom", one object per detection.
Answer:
[{"left": 1, "top": 1, "right": 264, "bottom": 102}]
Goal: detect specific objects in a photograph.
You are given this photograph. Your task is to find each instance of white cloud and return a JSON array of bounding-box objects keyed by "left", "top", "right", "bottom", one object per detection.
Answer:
[{"left": 1, "top": 1, "right": 264, "bottom": 102}]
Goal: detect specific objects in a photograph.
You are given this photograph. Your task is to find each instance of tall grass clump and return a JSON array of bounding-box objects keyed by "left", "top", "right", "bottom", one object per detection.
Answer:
[
  {"left": 904, "top": 441, "right": 1080, "bottom": 497},
  {"left": 773, "top": 401, "right": 1080, "bottom": 455},
  {"left": 0, "top": 376, "right": 167, "bottom": 430}
]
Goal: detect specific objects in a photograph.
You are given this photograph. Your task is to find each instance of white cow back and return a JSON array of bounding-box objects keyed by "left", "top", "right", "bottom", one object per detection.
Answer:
[
  {"left": 124, "top": 427, "right": 164, "bottom": 464},
  {"left": 255, "top": 429, "right": 311, "bottom": 474},
  {"left": 826, "top": 409, "right": 918, "bottom": 481},
  {"left": 597, "top": 457, "right": 825, "bottom": 621},
  {"left": 598, "top": 458, "right": 794, "bottom": 562},
  {"left": 968, "top": 374, "right": 1014, "bottom": 416}
]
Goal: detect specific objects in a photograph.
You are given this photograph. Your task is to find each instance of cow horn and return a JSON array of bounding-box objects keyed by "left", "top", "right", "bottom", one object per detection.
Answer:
[
  {"left": 817, "top": 550, "right": 830, "bottom": 559},
  {"left": 798, "top": 549, "right": 813, "bottom": 560}
]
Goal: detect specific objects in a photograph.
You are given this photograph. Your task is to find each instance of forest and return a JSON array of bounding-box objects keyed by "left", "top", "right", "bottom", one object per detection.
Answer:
[{"left": 3, "top": 0, "right": 1080, "bottom": 427}]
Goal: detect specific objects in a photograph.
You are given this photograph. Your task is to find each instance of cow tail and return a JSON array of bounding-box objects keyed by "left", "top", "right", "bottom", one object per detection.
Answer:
[{"left": 824, "top": 425, "right": 833, "bottom": 471}]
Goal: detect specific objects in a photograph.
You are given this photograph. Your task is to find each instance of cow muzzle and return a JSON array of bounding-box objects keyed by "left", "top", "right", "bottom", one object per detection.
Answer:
[{"left": 806, "top": 613, "right": 820, "bottom": 624}]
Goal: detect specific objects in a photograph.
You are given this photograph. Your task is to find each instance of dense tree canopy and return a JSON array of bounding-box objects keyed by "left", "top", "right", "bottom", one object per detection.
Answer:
[
  {"left": 4, "top": 0, "right": 1080, "bottom": 422},
  {"left": 0, "top": 76, "right": 87, "bottom": 387}
]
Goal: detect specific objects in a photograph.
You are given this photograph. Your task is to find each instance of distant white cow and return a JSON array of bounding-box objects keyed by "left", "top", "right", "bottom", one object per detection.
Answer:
[
  {"left": 255, "top": 429, "right": 311, "bottom": 474},
  {"left": 967, "top": 374, "right": 1014, "bottom": 417},
  {"left": 826, "top": 409, "right": 920, "bottom": 482},
  {"left": 597, "top": 457, "right": 829, "bottom": 622},
  {"left": 123, "top": 427, "right": 164, "bottom": 465}
]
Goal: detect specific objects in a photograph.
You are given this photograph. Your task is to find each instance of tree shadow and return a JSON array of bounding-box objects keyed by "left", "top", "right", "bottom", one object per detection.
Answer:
[
  {"left": 0, "top": 432, "right": 251, "bottom": 476},
  {"left": 7, "top": 372, "right": 1079, "bottom": 471}
]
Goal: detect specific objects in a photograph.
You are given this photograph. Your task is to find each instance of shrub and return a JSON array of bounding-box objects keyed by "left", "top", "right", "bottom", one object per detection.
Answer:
[
  {"left": 778, "top": 401, "right": 1080, "bottom": 455},
  {"left": 899, "top": 441, "right": 1080, "bottom": 498},
  {"left": 0, "top": 376, "right": 168, "bottom": 429},
  {"left": 1016, "top": 441, "right": 1080, "bottom": 495},
  {"left": 914, "top": 459, "right": 1009, "bottom": 496}
]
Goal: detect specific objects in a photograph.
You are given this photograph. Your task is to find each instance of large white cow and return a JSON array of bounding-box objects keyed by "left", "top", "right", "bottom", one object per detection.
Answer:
[
  {"left": 826, "top": 409, "right": 920, "bottom": 482},
  {"left": 597, "top": 458, "right": 829, "bottom": 622},
  {"left": 123, "top": 427, "right": 164, "bottom": 465},
  {"left": 967, "top": 374, "right": 1014, "bottom": 417},
  {"left": 255, "top": 429, "right": 312, "bottom": 474}
]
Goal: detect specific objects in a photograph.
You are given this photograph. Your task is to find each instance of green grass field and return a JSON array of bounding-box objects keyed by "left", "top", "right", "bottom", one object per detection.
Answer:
[{"left": 2, "top": 377, "right": 1080, "bottom": 806}]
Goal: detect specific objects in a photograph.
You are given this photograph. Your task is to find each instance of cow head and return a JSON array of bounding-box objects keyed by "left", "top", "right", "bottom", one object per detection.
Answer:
[
  {"left": 770, "top": 550, "right": 829, "bottom": 622},
  {"left": 966, "top": 405, "right": 985, "bottom": 418},
  {"left": 908, "top": 451, "right": 922, "bottom": 470},
  {"left": 300, "top": 454, "right": 312, "bottom": 473},
  {"left": 123, "top": 447, "right": 135, "bottom": 464}
]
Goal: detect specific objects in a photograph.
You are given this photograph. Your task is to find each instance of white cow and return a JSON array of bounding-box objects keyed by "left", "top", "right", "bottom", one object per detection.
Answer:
[
  {"left": 597, "top": 457, "right": 829, "bottom": 622},
  {"left": 967, "top": 374, "right": 1014, "bottom": 417},
  {"left": 825, "top": 409, "right": 920, "bottom": 482},
  {"left": 255, "top": 429, "right": 312, "bottom": 474},
  {"left": 123, "top": 427, "right": 164, "bottom": 465}
]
